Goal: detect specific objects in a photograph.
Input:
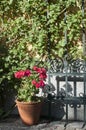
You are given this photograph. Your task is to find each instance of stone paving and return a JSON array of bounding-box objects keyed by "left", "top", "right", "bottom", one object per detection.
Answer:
[{"left": 0, "top": 116, "right": 86, "bottom": 130}]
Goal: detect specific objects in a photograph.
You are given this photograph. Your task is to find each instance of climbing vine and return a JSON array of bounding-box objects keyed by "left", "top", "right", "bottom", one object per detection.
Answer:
[{"left": 0, "top": 0, "right": 86, "bottom": 116}]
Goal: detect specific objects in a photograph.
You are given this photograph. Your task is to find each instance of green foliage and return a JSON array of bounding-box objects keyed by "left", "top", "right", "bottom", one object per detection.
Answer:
[
  {"left": 17, "top": 77, "right": 39, "bottom": 102},
  {"left": 0, "top": 0, "right": 86, "bottom": 112},
  {"left": 0, "top": 0, "right": 85, "bottom": 60}
]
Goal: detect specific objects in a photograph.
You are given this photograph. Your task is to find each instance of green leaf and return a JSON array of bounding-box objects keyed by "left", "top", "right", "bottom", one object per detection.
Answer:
[{"left": 9, "top": 0, "right": 13, "bottom": 5}]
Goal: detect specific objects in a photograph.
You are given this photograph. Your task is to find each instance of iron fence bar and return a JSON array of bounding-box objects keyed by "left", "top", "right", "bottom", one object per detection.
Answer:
[
  {"left": 48, "top": 72, "right": 86, "bottom": 76},
  {"left": 74, "top": 77, "right": 77, "bottom": 120},
  {"left": 64, "top": 10, "right": 68, "bottom": 123},
  {"left": 65, "top": 65, "right": 68, "bottom": 123},
  {"left": 57, "top": 78, "right": 60, "bottom": 96},
  {"left": 83, "top": 63, "right": 86, "bottom": 123}
]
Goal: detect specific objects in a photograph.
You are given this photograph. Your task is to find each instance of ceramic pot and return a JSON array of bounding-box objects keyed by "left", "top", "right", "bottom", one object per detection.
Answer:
[{"left": 15, "top": 100, "right": 43, "bottom": 125}]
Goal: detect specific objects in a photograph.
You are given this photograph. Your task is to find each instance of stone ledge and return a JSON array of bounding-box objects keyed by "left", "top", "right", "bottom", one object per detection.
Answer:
[{"left": 0, "top": 116, "right": 86, "bottom": 130}]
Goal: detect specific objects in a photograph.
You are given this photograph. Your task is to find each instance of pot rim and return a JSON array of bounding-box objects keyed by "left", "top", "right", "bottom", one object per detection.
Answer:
[{"left": 15, "top": 99, "right": 43, "bottom": 105}]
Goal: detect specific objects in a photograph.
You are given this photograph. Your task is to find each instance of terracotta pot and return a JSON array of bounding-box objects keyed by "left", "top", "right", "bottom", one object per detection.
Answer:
[{"left": 15, "top": 100, "right": 43, "bottom": 125}]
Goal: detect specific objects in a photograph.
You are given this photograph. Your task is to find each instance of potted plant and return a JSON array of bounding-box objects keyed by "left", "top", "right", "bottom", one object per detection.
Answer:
[{"left": 14, "top": 66, "right": 47, "bottom": 125}]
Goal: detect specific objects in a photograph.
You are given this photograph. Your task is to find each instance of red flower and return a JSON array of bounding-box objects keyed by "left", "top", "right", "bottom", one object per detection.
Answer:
[
  {"left": 14, "top": 67, "right": 47, "bottom": 90},
  {"left": 33, "top": 66, "right": 47, "bottom": 74},
  {"left": 41, "top": 68, "right": 46, "bottom": 73},
  {"left": 14, "top": 66, "right": 47, "bottom": 102},
  {"left": 32, "top": 80, "right": 40, "bottom": 88},
  {"left": 39, "top": 80, "right": 45, "bottom": 88},
  {"left": 36, "top": 68, "right": 42, "bottom": 73},
  {"left": 33, "top": 66, "right": 39, "bottom": 71},
  {"left": 34, "top": 80, "right": 45, "bottom": 88},
  {"left": 24, "top": 70, "right": 31, "bottom": 76},
  {"left": 35, "top": 83, "right": 40, "bottom": 88},
  {"left": 33, "top": 66, "right": 41, "bottom": 73},
  {"left": 39, "top": 73, "right": 47, "bottom": 79},
  {"left": 38, "top": 68, "right": 47, "bottom": 79},
  {"left": 14, "top": 70, "right": 25, "bottom": 79},
  {"left": 32, "top": 80, "right": 37, "bottom": 85},
  {"left": 38, "top": 68, "right": 46, "bottom": 74}
]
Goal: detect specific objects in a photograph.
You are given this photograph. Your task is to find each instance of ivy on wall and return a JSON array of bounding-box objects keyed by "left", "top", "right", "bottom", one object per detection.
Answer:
[
  {"left": 0, "top": 0, "right": 86, "bottom": 112},
  {"left": 1, "top": 0, "right": 86, "bottom": 60}
]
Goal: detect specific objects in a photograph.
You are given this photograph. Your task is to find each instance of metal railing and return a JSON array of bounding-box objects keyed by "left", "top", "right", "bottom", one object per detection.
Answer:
[{"left": 46, "top": 0, "right": 86, "bottom": 126}]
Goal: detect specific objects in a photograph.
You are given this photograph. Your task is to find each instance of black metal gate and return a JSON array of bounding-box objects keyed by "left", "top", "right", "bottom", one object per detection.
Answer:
[{"left": 45, "top": 0, "right": 86, "bottom": 126}]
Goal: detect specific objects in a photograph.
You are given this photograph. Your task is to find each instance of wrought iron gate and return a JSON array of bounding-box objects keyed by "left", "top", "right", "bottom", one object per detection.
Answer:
[{"left": 45, "top": 0, "right": 86, "bottom": 125}]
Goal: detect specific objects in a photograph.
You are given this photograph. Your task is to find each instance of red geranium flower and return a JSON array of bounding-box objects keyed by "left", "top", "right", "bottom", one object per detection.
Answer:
[
  {"left": 14, "top": 66, "right": 47, "bottom": 102},
  {"left": 39, "top": 73, "right": 47, "bottom": 79},
  {"left": 14, "top": 70, "right": 25, "bottom": 79},
  {"left": 33, "top": 66, "right": 39, "bottom": 71},
  {"left": 32, "top": 80, "right": 37, "bottom": 85},
  {"left": 24, "top": 70, "right": 31, "bottom": 77},
  {"left": 35, "top": 83, "right": 40, "bottom": 88},
  {"left": 39, "top": 80, "right": 45, "bottom": 88}
]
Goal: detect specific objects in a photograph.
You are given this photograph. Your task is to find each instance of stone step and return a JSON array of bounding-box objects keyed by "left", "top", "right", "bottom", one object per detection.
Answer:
[{"left": 0, "top": 116, "right": 86, "bottom": 130}]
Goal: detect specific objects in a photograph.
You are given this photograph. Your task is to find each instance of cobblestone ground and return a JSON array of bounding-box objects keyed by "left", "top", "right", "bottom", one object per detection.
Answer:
[{"left": 0, "top": 116, "right": 86, "bottom": 130}]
